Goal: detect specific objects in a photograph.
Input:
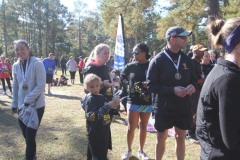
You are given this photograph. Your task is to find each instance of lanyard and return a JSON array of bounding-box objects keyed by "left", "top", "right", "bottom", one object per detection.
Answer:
[
  {"left": 21, "top": 57, "right": 30, "bottom": 82},
  {"left": 164, "top": 50, "right": 181, "bottom": 72}
]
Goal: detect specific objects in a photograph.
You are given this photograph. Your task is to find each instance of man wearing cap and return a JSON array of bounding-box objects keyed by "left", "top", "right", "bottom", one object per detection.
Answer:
[
  {"left": 147, "top": 26, "right": 197, "bottom": 160},
  {"left": 187, "top": 44, "right": 208, "bottom": 141},
  {"left": 43, "top": 53, "right": 56, "bottom": 95}
]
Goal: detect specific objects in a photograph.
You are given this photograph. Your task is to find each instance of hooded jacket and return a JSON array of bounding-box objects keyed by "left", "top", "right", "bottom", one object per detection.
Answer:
[
  {"left": 11, "top": 56, "right": 46, "bottom": 109},
  {"left": 196, "top": 58, "right": 240, "bottom": 160}
]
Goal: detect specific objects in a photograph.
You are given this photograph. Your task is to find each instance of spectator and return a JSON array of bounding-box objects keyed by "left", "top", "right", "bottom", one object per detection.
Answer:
[
  {"left": 187, "top": 44, "right": 208, "bottom": 141},
  {"left": 54, "top": 56, "right": 59, "bottom": 74},
  {"left": 196, "top": 18, "right": 240, "bottom": 160},
  {"left": 147, "top": 26, "right": 196, "bottom": 160},
  {"left": 58, "top": 75, "right": 68, "bottom": 86},
  {"left": 209, "top": 50, "right": 218, "bottom": 64},
  {"left": 78, "top": 56, "right": 84, "bottom": 84},
  {"left": 201, "top": 51, "right": 214, "bottom": 78},
  {"left": 66, "top": 56, "right": 78, "bottom": 84},
  {"left": 5, "top": 58, "right": 13, "bottom": 80},
  {"left": 0, "top": 55, "right": 12, "bottom": 95},
  {"left": 60, "top": 55, "right": 67, "bottom": 75},
  {"left": 43, "top": 53, "right": 56, "bottom": 95}
]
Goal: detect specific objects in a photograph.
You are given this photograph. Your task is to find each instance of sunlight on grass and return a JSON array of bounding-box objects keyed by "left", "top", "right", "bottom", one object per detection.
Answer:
[{"left": 0, "top": 70, "right": 200, "bottom": 160}]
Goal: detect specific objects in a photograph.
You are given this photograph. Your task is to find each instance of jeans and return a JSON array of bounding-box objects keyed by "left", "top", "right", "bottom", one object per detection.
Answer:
[{"left": 18, "top": 107, "right": 45, "bottom": 160}]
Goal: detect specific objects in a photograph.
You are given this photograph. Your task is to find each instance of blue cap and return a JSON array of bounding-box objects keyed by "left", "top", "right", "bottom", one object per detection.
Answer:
[{"left": 166, "top": 26, "right": 192, "bottom": 41}]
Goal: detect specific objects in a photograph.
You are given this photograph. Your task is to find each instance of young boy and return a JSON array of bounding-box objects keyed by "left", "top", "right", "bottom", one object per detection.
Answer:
[{"left": 81, "top": 73, "right": 119, "bottom": 160}]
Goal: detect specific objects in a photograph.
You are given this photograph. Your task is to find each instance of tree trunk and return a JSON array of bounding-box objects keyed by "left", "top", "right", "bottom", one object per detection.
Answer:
[
  {"left": 37, "top": 2, "right": 43, "bottom": 56},
  {"left": 2, "top": 0, "right": 8, "bottom": 56},
  {"left": 78, "top": 17, "right": 81, "bottom": 54},
  {"left": 207, "top": 0, "right": 220, "bottom": 49},
  {"left": 45, "top": 3, "right": 49, "bottom": 57}
]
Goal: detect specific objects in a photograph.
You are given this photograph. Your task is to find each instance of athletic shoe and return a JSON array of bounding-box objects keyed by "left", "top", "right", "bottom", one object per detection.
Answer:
[
  {"left": 122, "top": 150, "right": 132, "bottom": 160},
  {"left": 138, "top": 150, "right": 150, "bottom": 160},
  {"left": 48, "top": 91, "right": 52, "bottom": 95}
]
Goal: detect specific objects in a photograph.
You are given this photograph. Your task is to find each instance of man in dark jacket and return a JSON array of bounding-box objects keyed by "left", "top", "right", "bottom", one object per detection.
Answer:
[
  {"left": 147, "top": 26, "right": 197, "bottom": 160},
  {"left": 187, "top": 44, "right": 208, "bottom": 141}
]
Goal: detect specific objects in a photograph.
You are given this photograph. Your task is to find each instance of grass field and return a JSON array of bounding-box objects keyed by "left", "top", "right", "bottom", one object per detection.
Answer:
[{"left": 0, "top": 71, "right": 200, "bottom": 160}]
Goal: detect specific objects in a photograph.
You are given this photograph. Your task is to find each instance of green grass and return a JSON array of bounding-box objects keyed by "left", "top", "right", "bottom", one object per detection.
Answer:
[{"left": 0, "top": 71, "right": 200, "bottom": 160}]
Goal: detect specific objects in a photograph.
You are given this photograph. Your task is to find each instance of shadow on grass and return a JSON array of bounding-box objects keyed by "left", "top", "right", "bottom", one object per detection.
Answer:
[
  {"left": 45, "top": 93, "right": 81, "bottom": 100},
  {"left": 37, "top": 116, "right": 88, "bottom": 159},
  {"left": 0, "top": 99, "right": 11, "bottom": 107},
  {"left": 0, "top": 107, "right": 24, "bottom": 159},
  {"left": 129, "top": 156, "right": 155, "bottom": 160},
  {"left": 0, "top": 108, "right": 19, "bottom": 128}
]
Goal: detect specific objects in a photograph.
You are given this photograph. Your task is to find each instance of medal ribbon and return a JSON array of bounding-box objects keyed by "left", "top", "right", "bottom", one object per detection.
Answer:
[
  {"left": 164, "top": 50, "right": 181, "bottom": 72},
  {"left": 21, "top": 57, "right": 30, "bottom": 82}
]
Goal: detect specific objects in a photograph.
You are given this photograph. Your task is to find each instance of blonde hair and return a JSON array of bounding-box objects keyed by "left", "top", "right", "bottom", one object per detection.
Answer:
[
  {"left": 84, "top": 73, "right": 101, "bottom": 88},
  {"left": 208, "top": 17, "right": 240, "bottom": 50},
  {"left": 86, "top": 44, "right": 110, "bottom": 66}
]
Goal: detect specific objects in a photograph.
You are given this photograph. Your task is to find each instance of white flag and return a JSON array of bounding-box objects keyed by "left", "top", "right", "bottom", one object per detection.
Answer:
[{"left": 114, "top": 15, "right": 125, "bottom": 71}]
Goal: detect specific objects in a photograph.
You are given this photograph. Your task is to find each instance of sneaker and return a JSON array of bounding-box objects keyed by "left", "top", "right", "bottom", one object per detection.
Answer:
[
  {"left": 48, "top": 91, "right": 52, "bottom": 95},
  {"left": 138, "top": 150, "right": 150, "bottom": 160},
  {"left": 122, "top": 150, "right": 132, "bottom": 160}
]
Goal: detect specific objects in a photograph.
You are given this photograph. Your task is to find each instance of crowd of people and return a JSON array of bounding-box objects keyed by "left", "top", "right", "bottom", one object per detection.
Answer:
[{"left": 1, "top": 16, "right": 240, "bottom": 160}]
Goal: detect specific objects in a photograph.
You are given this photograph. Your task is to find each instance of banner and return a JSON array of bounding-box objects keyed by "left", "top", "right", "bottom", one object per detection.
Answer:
[{"left": 114, "top": 14, "right": 125, "bottom": 71}]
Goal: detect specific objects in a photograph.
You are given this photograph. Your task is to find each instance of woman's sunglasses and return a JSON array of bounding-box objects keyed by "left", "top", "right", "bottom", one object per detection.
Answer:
[{"left": 132, "top": 51, "right": 142, "bottom": 55}]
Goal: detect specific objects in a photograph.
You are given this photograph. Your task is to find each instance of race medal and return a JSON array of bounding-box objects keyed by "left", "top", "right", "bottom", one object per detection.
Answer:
[
  {"left": 164, "top": 50, "right": 182, "bottom": 81},
  {"left": 175, "top": 72, "right": 182, "bottom": 80},
  {"left": 21, "top": 57, "right": 30, "bottom": 90},
  {"left": 22, "top": 83, "right": 28, "bottom": 90}
]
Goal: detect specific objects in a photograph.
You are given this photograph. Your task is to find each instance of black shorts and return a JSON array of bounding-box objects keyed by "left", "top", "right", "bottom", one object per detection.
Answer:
[
  {"left": 46, "top": 74, "right": 53, "bottom": 84},
  {"left": 69, "top": 71, "right": 76, "bottom": 79},
  {"left": 154, "top": 114, "right": 192, "bottom": 132}
]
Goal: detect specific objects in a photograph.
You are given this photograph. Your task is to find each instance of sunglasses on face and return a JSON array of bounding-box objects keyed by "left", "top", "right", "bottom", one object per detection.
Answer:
[
  {"left": 132, "top": 51, "right": 142, "bottom": 55},
  {"left": 173, "top": 36, "right": 187, "bottom": 40}
]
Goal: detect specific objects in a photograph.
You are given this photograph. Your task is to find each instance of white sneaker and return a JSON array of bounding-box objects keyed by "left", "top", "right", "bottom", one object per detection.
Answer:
[
  {"left": 122, "top": 150, "right": 132, "bottom": 160},
  {"left": 138, "top": 150, "right": 150, "bottom": 160}
]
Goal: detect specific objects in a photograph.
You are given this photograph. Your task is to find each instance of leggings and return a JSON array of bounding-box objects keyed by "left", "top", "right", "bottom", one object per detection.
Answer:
[
  {"left": 1, "top": 78, "right": 12, "bottom": 92},
  {"left": 18, "top": 107, "right": 45, "bottom": 160}
]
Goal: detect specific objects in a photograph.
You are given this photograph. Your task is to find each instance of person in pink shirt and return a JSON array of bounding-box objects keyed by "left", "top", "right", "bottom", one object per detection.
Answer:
[
  {"left": 0, "top": 55, "right": 12, "bottom": 94},
  {"left": 78, "top": 56, "right": 84, "bottom": 84}
]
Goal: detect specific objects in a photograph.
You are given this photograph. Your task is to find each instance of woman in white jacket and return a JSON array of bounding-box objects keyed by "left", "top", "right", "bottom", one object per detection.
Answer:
[{"left": 11, "top": 40, "right": 46, "bottom": 160}]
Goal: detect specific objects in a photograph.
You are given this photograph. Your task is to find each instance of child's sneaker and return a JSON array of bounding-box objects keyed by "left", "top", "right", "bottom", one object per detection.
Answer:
[
  {"left": 122, "top": 150, "right": 132, "bottom": 160},
  {"left": 138, "top": 150, "right": 150, "bottom": 160}
]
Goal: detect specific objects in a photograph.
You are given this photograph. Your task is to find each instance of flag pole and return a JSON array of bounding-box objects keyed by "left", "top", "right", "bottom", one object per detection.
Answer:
[{"left": 120, "top": 14, "right": 126, "bottom": 60}]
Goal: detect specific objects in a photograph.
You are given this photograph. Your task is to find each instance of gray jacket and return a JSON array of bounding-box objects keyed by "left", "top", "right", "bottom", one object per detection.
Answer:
[{"left": 12, "top": 56, "right": 46, "bottom": 109}]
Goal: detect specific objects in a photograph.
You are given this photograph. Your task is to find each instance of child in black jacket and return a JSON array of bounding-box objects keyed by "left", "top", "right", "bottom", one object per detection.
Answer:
[{"left": 81, "top": 73, "right": 119, "bottom": 160}]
